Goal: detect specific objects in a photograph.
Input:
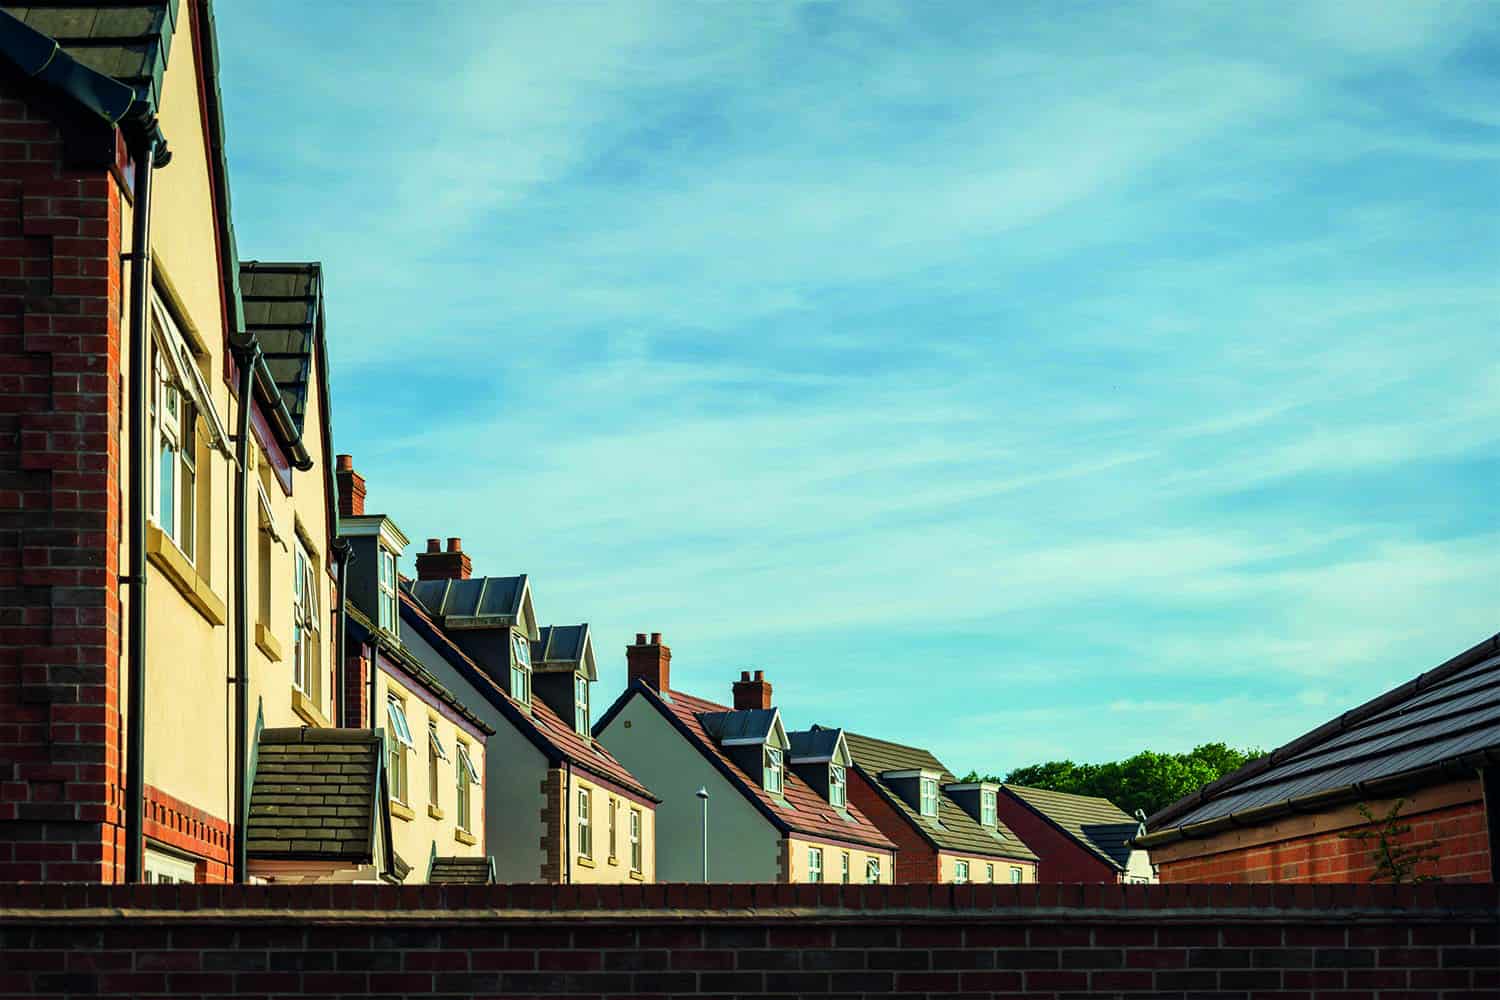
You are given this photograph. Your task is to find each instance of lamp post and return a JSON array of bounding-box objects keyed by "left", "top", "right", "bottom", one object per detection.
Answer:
[{"left": 695, "top": 787, "right": 709, "bottom": 882}]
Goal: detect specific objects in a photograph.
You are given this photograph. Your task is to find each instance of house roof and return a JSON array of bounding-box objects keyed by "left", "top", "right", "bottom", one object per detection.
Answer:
[
  {"left": 1143, "top": 631, "right": 1500, "bottom": 844},
  {"left": 428, "top": 856, "right": 494, "bottom": 885},
  {"left": 346, "top": 604, "right": 494, "bottom": 737},
  {"left": 246, "top": 727, "right": 386, "bottom": 864},
  {"left": 399, "top": 590, "right": 657, "bottom": 803},
  {"left": 240, "top": 261, "right": 320, "bottom": 435},
  {"left": 407, "top": 575, "right": 533, "bottom": 632},
  {"left": 842, "top": 730, "right": 1038, "bottom": 862},
  {"left": 699, "top": 707, "right": 780, "bottom": 745},
  {"left": 788, "top": 727, "right": 846, "bottom": 763},
  {"left": 532, "top": 624, "right": 596, "bottom": 680},
  {"left": 617, "top": 683, "right": 895, "bottom": 852},
  {"left": 999, "top": 784, "right": 1138, "bottom": 870}
]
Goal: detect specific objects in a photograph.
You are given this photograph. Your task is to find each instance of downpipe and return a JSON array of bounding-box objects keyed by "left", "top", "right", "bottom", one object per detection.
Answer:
[{"left": 230, "top": 340, "right": 260, "bottom": 883}]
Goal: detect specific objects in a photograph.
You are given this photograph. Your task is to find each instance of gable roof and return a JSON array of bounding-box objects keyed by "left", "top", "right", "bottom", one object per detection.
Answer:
[
  {"left": 399, "top": 590, "right": 657, "bottom": 803},
  {"left": 603, "top": 681, "right": 894, "bottom": 852},
  {"left": 842, "top": 730, "right": 1038, "bottom": 863},
  {"left": 532, "top": 624, "right": 596, "bottom": 681},
  {"left": 1000, "top": 784, "right": 1138, "bottom": 870},
  {"left": 407, "top": 575, "right": 535, "bottom": 634},
  {"left": 246, "top": 727, "right": 388, "bottom": 866},
  {"left": 428, "top": 855, "right": 494, "bottom": 885},
  {"left": 789, "top": 727, "right": 848, "bottom": 764},
  {"left": 1142, "top": 631, "right": 1500, "bottom": 846},
  {"left": 699, "top": 707, "right": 783, "bottom": 746},
  {"left": 240, "top": 261, "right": 320, "bottom": 435}
]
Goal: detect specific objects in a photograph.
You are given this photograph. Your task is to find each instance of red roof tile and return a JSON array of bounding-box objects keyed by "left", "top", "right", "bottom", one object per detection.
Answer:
[{"left": 655, "top": 687, "right": 895, "bottom": 852}]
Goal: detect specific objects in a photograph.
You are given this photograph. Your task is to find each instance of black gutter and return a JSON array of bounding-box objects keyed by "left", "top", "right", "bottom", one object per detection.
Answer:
[
  {"left": 346, "top": 608, "right": 494, "bottom": 736},
  {"left": 121, "top": 123, "right": 169, "bottom": 885},
  {"left": 333, "top": 539, "right": 352, "bottom": 727},
  {"left": 229, "top": 339, "right": 259, "bottom": 884}
]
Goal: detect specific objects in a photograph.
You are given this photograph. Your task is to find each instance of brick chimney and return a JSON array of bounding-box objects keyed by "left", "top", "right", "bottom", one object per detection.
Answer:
[
  {"left": 415, "top": 536, "right": 471, "bottom": 581},
  {"left": 733, "top": 669, "right": 772, "bottom": 711},
  {"left": 626, "top": 632, "right": 670, "bottom": 693},
  {"left": 335, "top": 454, "right": 365, "bottom": 517}
]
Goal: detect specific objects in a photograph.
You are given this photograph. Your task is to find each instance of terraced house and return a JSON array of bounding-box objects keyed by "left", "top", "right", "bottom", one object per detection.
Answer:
[
  {"left": 0, "top": 0, "right": 390, "bottom": 884},
  {"left": 595, "top": 640, "right": 897, "bottom": 883},
  {"left": 839, "top": 731, "right": 1039, "bottom": 884}
]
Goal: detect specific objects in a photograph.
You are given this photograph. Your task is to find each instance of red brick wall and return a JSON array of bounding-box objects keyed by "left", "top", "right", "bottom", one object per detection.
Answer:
[
  {"left": 0, "top": 883, "right": 1495, "bottom": 997},
  {"left": 0, "top": 81, "right": 128, "bottom": 883},
  {"left": 846, "top": 767, "right": 937, "bottom": 883},
  {"left": 142, "top": 786, "right": 231, "bottom": 884},
  {"left": 993, "top": 792, "right": 1118, "bottom": 883},
  {"left": 1159, "top": 797, "right": 1490, "bottom": 884}
]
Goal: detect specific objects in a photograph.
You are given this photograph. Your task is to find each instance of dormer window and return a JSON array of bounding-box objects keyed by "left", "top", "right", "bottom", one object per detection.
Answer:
[
  {"left": 510, "top": 631, "right": 531, "bottom": 704},
  {"left": 919, "top": 776, "right": 939, "bottom": 817},
  {"left": 829, "top": 763, "right": 846, "bottom": 809},
  {"left": 573, "top": 674, "right": 590, "bottom": 736},
  {"left": 764, "top": 746, "right": 784, "bottom": 795},
  {"left": 377, "top": 547, "right": 398, "bottom": 632},
  {"left": 981, "top": 788, "right": 997, "bottom": 827}
]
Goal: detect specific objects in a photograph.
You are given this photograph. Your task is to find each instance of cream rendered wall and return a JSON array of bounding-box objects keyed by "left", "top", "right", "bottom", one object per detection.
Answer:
[
  {"left": 568, "top": 777, "right": 655, "bottom": 884},
  {"left": 937, "top": 852, "right": 1037, "bottom": 884},
  {"left": 596, "top": 692, "right": 780, "bottom": 883},
  {"left": 1122, "top": 847, "right": 1157, "bottom": 883},
  {"left": 785, "top": 837, "right": 894, "bottom": 885}
]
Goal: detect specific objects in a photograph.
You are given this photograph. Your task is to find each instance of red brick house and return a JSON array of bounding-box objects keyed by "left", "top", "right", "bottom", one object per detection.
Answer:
[
  {"left": 994, "top": 784, "right": 1155, "bottom": 883},
  {"left": 1140, "top": 631, "right": 1500, "bottom": 883}
]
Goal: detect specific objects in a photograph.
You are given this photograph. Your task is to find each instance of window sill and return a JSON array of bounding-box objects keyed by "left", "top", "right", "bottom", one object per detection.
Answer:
[
  {"left": 390, "top": 801, "right": 415, "bottom": 822},
  {"left": 629, "top": 869, "right": 644, "bottom": 882},
  {"left": 146, "top": 524, "right": 226, "bottom": 626},
  {"left": 428, "top": 804, "right": 444, "bottom": 821},
  {"left": 291, "top": 688, "right": 329, "bottom": 728},
  {"left": 254, "top": 623, "right": 282, "bottom": 662},
  {"left": 607, "top": 855, "right": 618, "bottom": 867},
  {"left": 454, "top": 828, "right": 477, "bottom": 846},
  {"left": 575, "top": 856, "right": 595, "bottom": 869}
]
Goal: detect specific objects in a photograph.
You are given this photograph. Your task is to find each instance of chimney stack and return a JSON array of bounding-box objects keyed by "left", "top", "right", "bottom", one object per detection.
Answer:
[
  {"left": 415, "top": 536, "right": 471, "bottom": 580},
  {"left": 626, "top": 632, "right": 671, "bottom": 693},
  {"left": 335, "top": 453, "right": 365, "bottom": 517},
  {"left": 733, "top": 669, "right": 772, "bottom": 711}
]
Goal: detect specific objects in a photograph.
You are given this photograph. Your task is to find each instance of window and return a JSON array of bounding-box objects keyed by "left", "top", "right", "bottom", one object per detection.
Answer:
[
  {"left": 919, "top": 776, "right": 939, "bottom": 817},
  {"left": 808, "top": 847, "right": 823, "bottom": 883},
  {"left": 764, "top": 746, "right": 783, "bottom": 795},
  {"left": 865, "top": 858, "right": 881, "bottom": 884},
  {"left": 954, "top": 860, "right": 970, "bottom": 884},
  {"left": 148, "top": 321, "right": 199, "bottom": 562},
  {"left": 293, "top": 540, "right": 321, "bottom": 700},
  {"left": 1010, "top": 866, "right": 1023, "bottom": 884},
  {"left": 629, "top": 808, "right": 642, "bottom": 872},
  {"left": 577, "top": 786, "right": 592, "bottom": 858},
  {"left": 386, "top": 696, "right": 413, "bottom": 805},
  {"left": 377, "top": 548, "right": 398, "bottom": 632},
  {"left": 143, "top": 848, "right": 197, "bottom": 885},
  {"left": 608, "top": 798, "right": 618, "bottom": 861},
  {"left": 841, "top": 852, "right": 850, "bottom": 884},
  {"left": 574, "top": 674, "right": 590, "bottom": 736},
  {"left": 456, "top": 740, "right": 480, "bottom": 832},
  {"left": 981, "top": 788, "right": 997, "bottom": 827},
  {"left": 987, "top": 863, "right": 995, "bottom": 883},
  {"left": 428, "top": 722, "right": 448, "bottom": 809},
  {"left": 510, "top": 631, "right": 531, "bottom": 704},
  {"left": 829, "top": 763, "right": 846, "bottom": 809}
]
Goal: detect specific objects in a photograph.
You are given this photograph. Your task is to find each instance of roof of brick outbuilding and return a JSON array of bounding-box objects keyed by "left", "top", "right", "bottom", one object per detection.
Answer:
[
  {"left": 246, "top": 727, "right": 387, "bottom": 864},
  {"left": 429, "top": 855, "right": 494, "bottom": 885}
]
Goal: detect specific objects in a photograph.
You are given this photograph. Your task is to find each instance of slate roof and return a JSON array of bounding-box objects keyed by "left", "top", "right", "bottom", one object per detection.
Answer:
[
  {"left": 1, "top": 1, "right": 178, "bottom": 112},
  {"left": 240, "top": 261, "right": 320, "bottom": 435},
  {"left": 699, "top": 707, "right": 779, "bottom": 745},
  {"left": 1000, "top": 784, "right": 1138, "bottom": 870},
  {"left": 788, "top": 727, "right": 844, "bottom": 762},
  {"left": 400, "top": 590, "right": 657, "bottom": 802},
  {"left": 408, "top": 575, "right": 530, "bottom": 629},
  {"left": 1145, "top": 632, "right": 1500, "bottom": 840},
  {"left": 246, "top": 727, "right": 384, "bottom": 863},
  {"left": 532, "top": 624, "right": 595, "bottom": 679},
  {"left": 843, "top": 731, "right": 1038, "bottom": 862},
  {"left": 638, "top": 685, "right": 896, "bottom": 852},
  {"left": 429, "top": 856, "right": 495, "bottom": 885}
]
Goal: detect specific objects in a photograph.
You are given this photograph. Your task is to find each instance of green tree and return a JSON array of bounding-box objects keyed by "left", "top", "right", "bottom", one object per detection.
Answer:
[{"left": 1339, "top": 800, "right": 1441, "bottom": 884}]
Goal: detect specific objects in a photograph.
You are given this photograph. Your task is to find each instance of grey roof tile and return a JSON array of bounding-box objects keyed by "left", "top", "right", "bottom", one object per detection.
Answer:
[
  {"left": 246, "top": 727, "right": 383, "bottom": 863},
  {"left": 1000, "top": 784, "right": 1139, "bottom": 870},
  {"left": 429, "top": 856, "right": 494, "bottom": 885},
  {"left": 239, "top": 261, "right": 320, "bottom": 435}
]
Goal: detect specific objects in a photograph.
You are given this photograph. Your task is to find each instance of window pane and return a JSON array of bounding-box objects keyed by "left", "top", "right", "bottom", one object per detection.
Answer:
[{"left": 158, "top": 440, "right": 175, "bottom": 537}]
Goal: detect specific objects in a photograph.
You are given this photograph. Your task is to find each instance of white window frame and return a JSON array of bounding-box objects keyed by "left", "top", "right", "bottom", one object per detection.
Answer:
[
  {"left": 511, "top": 632, "right": 531, "bottom": 704},
  {"left": 764, "top": 746, "right": 783, "bottom": 795},
  {"left": 987, "top": 863, "right": 995, "bottom": 883},
  {"left": 574, "top": 673, "right": 590, "bottom": 736},
  {"left": 456, "top": 740, "right": 480, "bottom": 832},
  {"left": 981, "top": 788, "right": 997, "bottom": 827},
  {"left": 386, "top": 696, "right": 413, "bottom": 805},
  {"left": 629, "top": 808, "right": 642, "bottom": 872},
  {"left": 144, "top": 847, "right": 197, "bottom": 885},
  {"left": 841, "top": 851, "right": 850, "bottom": 884},
  {"left": 829, "top": 763, "right": 846, "bottom": 809},
  {"left": 808, "top": 847, "right": 823, "bottom": 883},
  {"left": 919, "top": 776, "right": 939, "bottom": 817},
  {"left": 954, "top": 859, "right": 970, "bottom": 884},
  {"left": 608, "top": 797, "right": 618, "bottom": 861},
  {"left": 427, "top": 721, "right": 448, "bottom": 809},
  {"left": 865, "top": 858, "right": 881, "bottom": 884},
  {"left": 293, "top": 539, "right": 321, "bottom": 700},
  {"left": 377, "top": 547, "right": 398, "bottom": 632},
  {"left": 577, "top": 786, "right": 592, "bottom": 858},
  {"left": 1010, "top": 866, "right": 1023, "bottom": 884}
]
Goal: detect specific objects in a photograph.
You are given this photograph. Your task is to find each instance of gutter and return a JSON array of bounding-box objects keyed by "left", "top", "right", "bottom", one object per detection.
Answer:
[{"left": 333, "top": 540, "right": 353, "bottom": 726}]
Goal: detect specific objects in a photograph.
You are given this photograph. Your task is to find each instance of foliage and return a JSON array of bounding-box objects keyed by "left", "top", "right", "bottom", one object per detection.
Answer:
[
  {"left": 960, "top": 742, "right": 1263, "bottom": 818},
  {"left": 1339, "top": 799, "right": 1441, "bottom": 884}
]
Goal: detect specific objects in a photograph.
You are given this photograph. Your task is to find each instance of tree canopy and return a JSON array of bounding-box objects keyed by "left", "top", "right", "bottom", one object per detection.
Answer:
[{"left": 961, "top": 742, "right": 1264, "bottom": 819}]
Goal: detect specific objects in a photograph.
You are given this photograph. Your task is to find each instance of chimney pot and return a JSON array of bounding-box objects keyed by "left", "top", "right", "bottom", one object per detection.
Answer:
[
  {"left": 740, "top": 670, "right": 750, "bottom": 682},
  {"left": 650, "top": 632, "right": 662, "bottom": 644},
  {"left": 635, "top": 633, "right": 647, "bottom": 645},
  {"left": 447, "top": 536, "right": 462, "bottom": 553},
  {"left": 336, "top": 453, "right": 353, "bottom": 472},
  {"left": 626, "top": 631, "right": 671, "bottom": 692},
  {"left": 426, "top": 538, "right": 441, "bottom": 553},
  {"left": 754, "top": 670, "right": 764, "bottom": 681}
]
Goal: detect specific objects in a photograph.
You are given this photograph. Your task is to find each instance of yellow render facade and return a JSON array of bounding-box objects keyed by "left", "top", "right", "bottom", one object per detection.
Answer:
[
  {"left": 785, "top": 837, "right": 895, "bottom": 885},
  {"left": 937, "top": 852, "right": 1037, "bottom": 885},
  {"left": 569, "top": 775, "right": 656, "bottom": 884}
]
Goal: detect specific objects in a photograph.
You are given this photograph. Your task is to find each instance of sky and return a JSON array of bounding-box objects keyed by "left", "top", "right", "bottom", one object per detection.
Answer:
[{"left": 216, "top": 1, "right": 1500, "bottom": 779}]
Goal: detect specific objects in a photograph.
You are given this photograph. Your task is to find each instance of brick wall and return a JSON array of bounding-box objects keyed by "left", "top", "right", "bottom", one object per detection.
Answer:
[
  {"left": 540, "top": 768, "right": 563, "bottom": 883},
  {"left": 1158, "top": 793, "right": 1491, "bottom": 884},
  {"left": 846, "top": 767, "right": 938, "bottom": 882},
  {"left": 0, "top": 883, "right": 1495, "bottom": 998},
  {"left": 0, "top": 80, "right": 128, "bottom": 883},
  {"left": 993, "top": 792, "right": 1118, "bottom": 883}
]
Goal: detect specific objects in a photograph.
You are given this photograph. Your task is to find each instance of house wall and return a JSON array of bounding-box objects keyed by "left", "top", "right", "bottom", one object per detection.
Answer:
[
  {"left": 991, "top": 793, "right": 1118, "bottom": 883},
  {"left": 1153, "top": 779, "right": 1490, "bottom": 884},
  {"left": 784, "top": 836, "right": 893, "bottom": 885},
  {"left": 937, "top": 852, "right": 1036, "bottom": 885},
  {"left": 566, "top": 773, "right": 656, "bottom": 884},
  {"left": 845, "top": 768, "right": 937, "bottom": 883},
  {"left": 595, "top": 690, "right": 781, "bottom": 883}
]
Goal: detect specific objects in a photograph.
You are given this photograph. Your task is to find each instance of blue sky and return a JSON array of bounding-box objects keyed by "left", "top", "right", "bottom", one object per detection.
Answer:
[{"left": 217, "top": 1, "right": 1500, "bottom": 778}]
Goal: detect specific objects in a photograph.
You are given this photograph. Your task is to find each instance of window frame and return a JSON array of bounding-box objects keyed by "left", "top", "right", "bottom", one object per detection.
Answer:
[
  {"left": 377, "top": 547, "right": 398, "bottom": 633},
  {"left": 577, "top": 786, "right": 592, "bottom": 859},
  {"left": 428, "top": 721, "right": 448, "bottom": 810},
  {"left": 828, "top": 762, "right": 846, "bottom": 809},
  {"left": 292, "top": 539, "right": 322, "bottom": 701},
  {"left": 574, "top": 673, "right": 590, "bottom": 736},
  {"left": 841, "top": 851, "right": 850, "bottom": 884},
  {"left": 146, "top": 300, "right": 210, "bottom": 565},
  {"left": 865, "top": 857, "right": 881, "bottom": 884},
  {"left": 1010, "top": 866, "right": 1023, "bottom": 884},
  {"left": 987, "top": 863, "right": 995, "bottom": 883},
  {"left": 386, "top": 696, "right": 413, "bottom": 806},
  {"left": 954, "top": 859, "right": 970, "bottom": 884},
  {"left": 456, "top": 739, "right": 479, "bottom": 832},
  {"left": 629, "top": 807, "right": 642, "bottom": 873},
  {"left": 510, "top": 631, "right": 531, "bottom": 704},
  {"left": 763, "top": 746, "right": 784, "bottom": 795},
  {"left": 919, "top": 776, "right": 939, "bottom": 817},
  {"left": 980, "top": 788, "right": 997, "bottom": 827},
  {"left": 607, "top": 797, "right": 618, "bottom": 861},
  {"left": 808, "top": 846, "right": 823, "bottom": 883}
]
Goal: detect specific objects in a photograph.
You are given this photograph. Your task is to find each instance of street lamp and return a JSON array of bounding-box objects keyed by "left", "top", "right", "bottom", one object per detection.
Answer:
[{"left": 695, "top": 787, "right": 709, "bottom": 882}]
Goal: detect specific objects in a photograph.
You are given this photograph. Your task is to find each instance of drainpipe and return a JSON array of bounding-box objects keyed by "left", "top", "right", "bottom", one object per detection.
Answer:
[
  {"left": 563, "top": 760, "right": 572, "bottom": 884},
  {"left": 333, "top": 540, "right": 352, "bottom": 726},
  {"left": 229, "top": 340, "right": 260, "bottom": 884},
  {"left": 122, "top": 128, "right": 169, "bottom": 885}
]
